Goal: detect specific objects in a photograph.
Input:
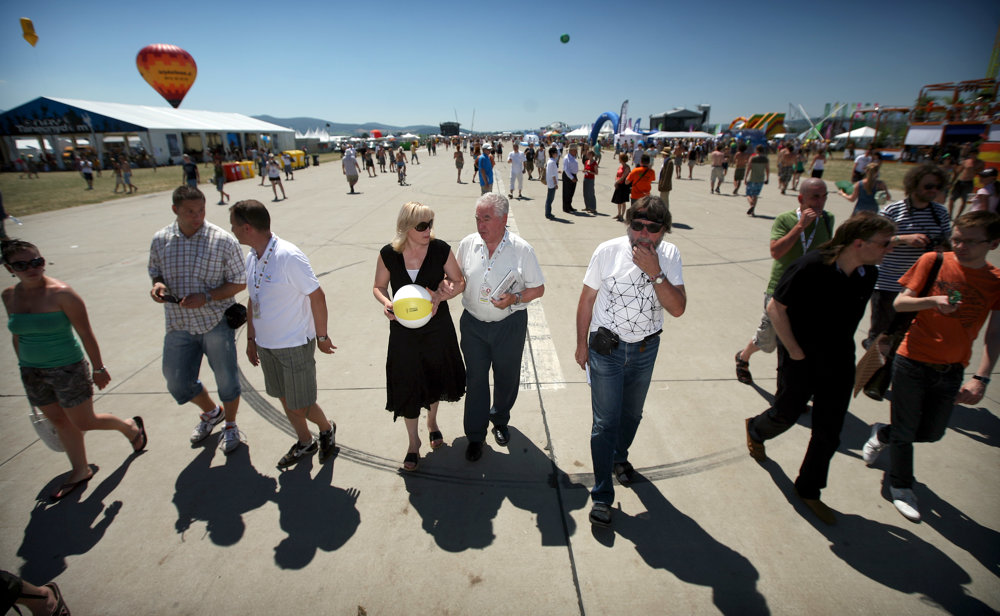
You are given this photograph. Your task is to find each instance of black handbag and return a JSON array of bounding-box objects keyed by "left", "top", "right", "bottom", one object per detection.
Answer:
[
  {"left": 225, "top": 302, "right": 247, "bottom": 329},
  {"left": 862, "top": 252, "right": 943, "bottom": 401}
]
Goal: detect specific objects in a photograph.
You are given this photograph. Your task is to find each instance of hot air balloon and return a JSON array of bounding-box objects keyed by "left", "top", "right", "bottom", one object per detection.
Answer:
[
  {"left": 371, "top": 129, "right": 383, "bottom": 139},
  {"left": 136, "top": 44, "right": 197, "bottom": 108},
  {"left": 21, "top": 18, "right": 38, "bottom": 47}
]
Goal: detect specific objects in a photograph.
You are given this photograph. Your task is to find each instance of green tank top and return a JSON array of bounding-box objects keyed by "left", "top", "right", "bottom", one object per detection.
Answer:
[{"left": 8, "top": 312, "right": 84, "bottom": 368}]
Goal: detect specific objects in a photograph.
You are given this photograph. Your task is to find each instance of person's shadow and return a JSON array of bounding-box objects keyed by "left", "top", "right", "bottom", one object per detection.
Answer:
[
  {"left": 272, "top": 457, "right": 360, "bottom": 569},
  {"left": 18, "top": 453, "right": 142, "bottom": 583},
  {"left": 947, "top": 403, "right": 1000, "bottom": 448},
  {"left": 172, "top": 441, "right": 276, "bottom": 546},
  {"left": 763, "top": 461, "right": 993, "bottom": 613},
  {"left": 401, "top": 428, "right": 588, "bottom": 551},
  {"left": 599, "top": 473, "right": 769, "bottom": 615}
]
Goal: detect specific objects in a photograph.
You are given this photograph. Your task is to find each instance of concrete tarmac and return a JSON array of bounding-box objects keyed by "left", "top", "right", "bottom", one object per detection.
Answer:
[{"left": 1, "top": 150, "right": 998, "bottom": 615}]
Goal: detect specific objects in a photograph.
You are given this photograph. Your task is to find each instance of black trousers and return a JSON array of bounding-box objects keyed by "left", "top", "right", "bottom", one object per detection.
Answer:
[
  {"left": 562, "top": 172, "right": 577, "bottom": 211},
  {"left": 747, "top": 345, "right": 854, "bottom": 499}
]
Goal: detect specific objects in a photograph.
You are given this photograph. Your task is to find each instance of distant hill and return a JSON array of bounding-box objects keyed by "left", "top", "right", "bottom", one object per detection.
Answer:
[{"left": 253, "top": 115, "right": 441, "bottom": 136}]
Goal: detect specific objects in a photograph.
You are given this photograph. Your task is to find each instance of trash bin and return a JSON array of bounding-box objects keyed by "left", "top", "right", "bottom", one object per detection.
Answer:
[{"left": 313, "top": 154, "right": 320, "bottom": 166}]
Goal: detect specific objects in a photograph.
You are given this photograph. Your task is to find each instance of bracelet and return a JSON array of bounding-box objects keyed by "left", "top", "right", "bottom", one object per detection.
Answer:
[
  {"left": 973, "top": 375, "right": 991, "bottom": 384},
  {"left": 93, "top": 366, "right": 107, "bottom": 374},
  {"left": 515, "top": 292, "right": 522, "bottom": 305}
]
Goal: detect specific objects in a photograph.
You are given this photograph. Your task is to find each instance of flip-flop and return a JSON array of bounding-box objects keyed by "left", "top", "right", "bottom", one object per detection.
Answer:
[
  {"left": 428, "top": 430, "right": 444, "bottom": 450},
  {"left": 130, "top": 416, "right": 147, "bottom": 452},
  {"left": 402, "top": 452, "right": 419, "bottom": 472},
  {"left": 735, "top": 350, "right": 754, "bottom": 385},
  {"left": 45, "top": 582, "right": 71, "bottom": 616},
  {"left": 51, "top": 470, "right": 95, "bottom": 501}
]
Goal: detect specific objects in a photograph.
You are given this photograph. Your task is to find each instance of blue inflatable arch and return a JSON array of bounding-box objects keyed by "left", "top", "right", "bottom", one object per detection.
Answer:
[{"left": 589, "top": 111, "right": 620, "bottom": 146}]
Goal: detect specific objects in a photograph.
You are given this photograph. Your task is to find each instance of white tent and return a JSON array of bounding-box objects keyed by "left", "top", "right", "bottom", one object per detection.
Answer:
[
  {"left": 833, "top": 126, "right": 876, "bottom": 140},
  {"left": 401, "top": 132, "right": 418, "bottom": 139},
  {"left": 565, "top": 126, "right": 590, "bottom": 137},
  {"left": 648, "top": 131, "right": 715, "bottom": 139}
]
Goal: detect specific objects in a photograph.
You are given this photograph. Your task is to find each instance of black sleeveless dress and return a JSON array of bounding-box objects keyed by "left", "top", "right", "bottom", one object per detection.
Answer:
[{"left": 381, "top": 239, "right": 466, "bottom": 420}]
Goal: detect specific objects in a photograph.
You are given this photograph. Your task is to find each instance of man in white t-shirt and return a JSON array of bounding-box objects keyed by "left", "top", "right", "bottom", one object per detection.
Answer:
[
  {"left": 507, "top": 142, "right": 526, "bottom": 200},
  {"left": 971, "top": 168, "right": 999, "bottom": 213},
  {"left": 229, "top": 199, "right": 338, "bottom": 469},
  {"left": 575, "top": 195, "right": 686, "bottom": 528},
  {"left": 456, "top": 193, "right": 545, "bottom": 462}
]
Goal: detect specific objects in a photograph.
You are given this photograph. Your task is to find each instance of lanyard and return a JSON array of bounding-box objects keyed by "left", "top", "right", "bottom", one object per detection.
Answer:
[
  {"left": 250, "top": 235, "right": 277, "bottom": 302},
  {"left": 797, "top": 209, "right": 819, "bottom": 252},
  {"left": 479, "top": 230, "right": 509, "bottom": 289}
]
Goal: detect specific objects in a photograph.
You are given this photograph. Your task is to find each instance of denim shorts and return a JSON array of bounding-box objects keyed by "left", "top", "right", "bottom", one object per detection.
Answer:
[
  {"left": 162, "top": 318, "right": 240, "bottom": 405},
  {"left": 21, "top": 359, "right": 93, "bottom": 408}
]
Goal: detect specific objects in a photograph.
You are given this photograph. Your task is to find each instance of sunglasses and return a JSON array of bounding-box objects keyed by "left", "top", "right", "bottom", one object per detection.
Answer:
[
  {"left": 8, "top": 257, "right": 45, "bottom": 272},
  {"left": 414, "top": 219, "right": 434, "bottom": 232},
  {"left": 921, "top": 184, "right": 942, "bottom": 191},
  {"left": 629, "top": 220, "right": 664, "bottom": 234}
]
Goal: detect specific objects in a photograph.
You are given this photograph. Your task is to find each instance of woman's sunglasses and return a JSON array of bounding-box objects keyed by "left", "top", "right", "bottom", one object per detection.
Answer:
[
  {"left": 7, "top": 257, "right": 45, "bottom": 272},
  {"left": 414, "top": 219, "right": 434, "bottom": 232},
  {"left": 629, "top": 220, "right": 664, "bottom": 234}
]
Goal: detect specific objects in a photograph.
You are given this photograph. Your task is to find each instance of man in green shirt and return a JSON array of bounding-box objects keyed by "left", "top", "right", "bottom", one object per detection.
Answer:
[{"left": 735, "top": 178, "right": 834, "bottom": 384}]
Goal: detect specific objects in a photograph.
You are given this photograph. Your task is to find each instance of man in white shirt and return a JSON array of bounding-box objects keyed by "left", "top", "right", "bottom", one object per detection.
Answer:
[
  {"left": 562, "top": 145, "right": 580, "bottom": 213},
  {"left": 456, "top": 193, "right": 545, "bottom": 461},
  {"left": 544, "top": 147, "right": 559, "bottom": 220},
  {"left": 342, "top": 151, "right": 362, "bottom": 194},
  {"left": 575, "top": 196, "right": 686, "bottom": 527},
  {"left": 229, "top": 199, "right": 338, "bottom": 469},
  {"left": 507, "top": 142, "right": 526, "bottom": 200}
]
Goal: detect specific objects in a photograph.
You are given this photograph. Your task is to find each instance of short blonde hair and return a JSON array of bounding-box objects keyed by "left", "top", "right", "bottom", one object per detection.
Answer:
[{"left": 391, "top": 201, "right": 434, "bottom": 252}]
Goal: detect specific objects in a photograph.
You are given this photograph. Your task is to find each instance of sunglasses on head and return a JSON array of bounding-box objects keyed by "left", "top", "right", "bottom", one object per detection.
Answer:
[
  {"left": 629, "top": 220, "right": 664, "bottom": 234},
  {"left": 8, "top": 257, "right": 45, "bottom": 272},
  {"left": 414, "top": 219, "right": 434, "bottom": 232}
]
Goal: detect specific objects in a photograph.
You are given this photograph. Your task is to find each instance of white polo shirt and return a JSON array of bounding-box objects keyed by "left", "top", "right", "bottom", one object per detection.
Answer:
[
  {"left": 508, "top": 150, "right": 526, "bottom": 174},
  {"left": 457, "top": 229, "right": 545, "bottom": 323},
  {"left": 583, "top": 235, "right": 684, "bottom": 343},
  {"left": 245, "top": 235, "right": 320, "bottom": 349}
]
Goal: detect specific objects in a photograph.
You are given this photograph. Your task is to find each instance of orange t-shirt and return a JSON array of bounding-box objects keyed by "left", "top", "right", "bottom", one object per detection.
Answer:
[
  {"left": 626, "top": 166, "right": 656, "bottom": 200},
  {"left": 897, "top": 252, "right": 1000, "bottom": 366}
]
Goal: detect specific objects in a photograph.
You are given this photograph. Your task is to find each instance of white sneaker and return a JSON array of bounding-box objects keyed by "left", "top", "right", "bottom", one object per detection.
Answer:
[
  {"left": 219, "top": 425, "right": 245, "bottom": 454},
  {"left": 890, "top": 487, "right": 921, "bottom": 522},
  {"left": 190, "top": 407, "right": 224, "bottom": 443},
  {"left": 862, "top": 422, "right": 887, "bottom": 466}
]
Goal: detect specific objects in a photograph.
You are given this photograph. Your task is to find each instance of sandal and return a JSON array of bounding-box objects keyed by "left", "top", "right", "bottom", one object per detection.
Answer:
[
  {"left": 428, "top": 430, "right": 444, "bottom": 450},
  {"left": 51, "top": 470, "right": 95, "bottom": 501},
  {"left": 130, "top": 416, "right": 147, "bottom": 452},
  {"left": 589, "top": 502, "right": 612, "bottom": 527},
  {"left": 402, "top": 452, "right": 419, "bottom": 472},
  {"left": 613, "top": 461, "right": 635, "bottom": 485},
  {"left": 734, "top": 351, "right": 754, "bottom": 385},
  {"left": 46, "top": 582, "right": 71, "bottom": 615}
]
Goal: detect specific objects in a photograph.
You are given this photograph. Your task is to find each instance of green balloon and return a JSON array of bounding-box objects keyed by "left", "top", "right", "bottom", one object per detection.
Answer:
[{"left": 560, "top": 34, "right": 570, "bottom": 43}]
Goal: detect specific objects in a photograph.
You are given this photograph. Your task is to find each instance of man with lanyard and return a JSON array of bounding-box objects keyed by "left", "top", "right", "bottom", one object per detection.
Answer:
[
  {"left": 507, "top": 142, "right": 526, "bottom": 200},
  {"left": 562, "top": 145, "right": 580, "bottom": 213},
  {"left": 735, "top": 178, "right": 834, "bottom": 384},
  {"left": 862, "top": 164, "right": 951, "bottom": 350},
  {"left": 745, "top": 212, "right": 897, "bottom": 525},
  {"left": 575, "top": 196, "right": 686, "bottom": 527},
  {"left": 455, "top": 193, "right": 545, "bottom": 462},
  {"left": 477, "top": 145, "right": 494, "bottom": 195},
  {"left": 861, "top": 211, "right": 1000, "bottom": 522},
  {"left": 148, "top": 185, "right": 247, "bottom": 453},
  {"left": 229, "top": 200, "right": 338, "bottom": 468}
]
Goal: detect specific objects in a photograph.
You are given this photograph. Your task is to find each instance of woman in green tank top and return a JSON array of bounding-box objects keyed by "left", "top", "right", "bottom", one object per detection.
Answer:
[{"left": 3, "top": 239, "right": 147, "bottom": 501}]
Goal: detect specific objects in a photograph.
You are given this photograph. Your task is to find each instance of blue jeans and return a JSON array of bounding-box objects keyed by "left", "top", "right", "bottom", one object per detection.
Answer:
[
  {"left": 589, "top": 332, "right": 659, "bottom": 504},
  {"left": 460, "top": 310, "right": 528, "bottom": 442},
  {"left": 162, "top": 318, "right": 241, "bottom": 405},
  {"left": 544, "top": 186, "right": 557, "bottom": 217},
  {"left": 887, "top": 355, "right": 963, "bottom": 489}
]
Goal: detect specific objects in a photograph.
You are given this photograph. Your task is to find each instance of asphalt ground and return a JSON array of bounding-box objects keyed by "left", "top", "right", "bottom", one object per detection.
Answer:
[{"left": 1, "top": 149, "right": 998, "bottom": 615}]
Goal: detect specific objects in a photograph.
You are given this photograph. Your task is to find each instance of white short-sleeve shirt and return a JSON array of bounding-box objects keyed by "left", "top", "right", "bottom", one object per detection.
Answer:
[
  {"left": 457, "top": 229, "right": 545, "bottom": 323},
  {"left": 583, "top": 235, "right": 684, "bottom": 343},
  {"left": 507, "top": 151, "right": 526, "bottom": 174},
  {"left": 245, "top": 235, "right": 320, "bottom": 349}
]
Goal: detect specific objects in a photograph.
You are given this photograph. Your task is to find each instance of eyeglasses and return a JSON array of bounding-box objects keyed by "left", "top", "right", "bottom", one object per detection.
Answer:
[
  {"left": 865, "top": 238, "right": 892, "bottom": 248},
  {"left": 920, "top": 183, "right": 942, "bottom": 191},
  {"left": 414, "top": 219, "right": 434, "bottom": 232},
  {"left": 7, "top": 257, "right": 45, "bottom": 272},
  {"left": 629, "top": 220, "right": 664, "bottom": 234}
]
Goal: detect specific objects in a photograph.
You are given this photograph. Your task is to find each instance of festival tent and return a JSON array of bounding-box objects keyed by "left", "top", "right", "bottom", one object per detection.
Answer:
[
  {"left": 401, "top": 132, "right": 418, "bottom": 139},
  {"left": 565, "top": 126, "right": 590, "bottom": 137},
  {"left": 648, "top": 131, "right": 715, "bottom": 139},
  {"left": 833, "top": 126, "right": 876, "bottom": 140}
]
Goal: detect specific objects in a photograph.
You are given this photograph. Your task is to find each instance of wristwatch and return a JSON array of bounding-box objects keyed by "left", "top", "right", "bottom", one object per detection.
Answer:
[
  {"left": 973, "top": 375, "right": 991, "bottom": 384},
  {"left": 204, "top": 290, "right": 213, "bottom": 302},
  {"left": 653, "top": 272, "right": 665, "bottom": 285},
  {"left": 317, "top": 335, "right": 329, "bottom": 342}
]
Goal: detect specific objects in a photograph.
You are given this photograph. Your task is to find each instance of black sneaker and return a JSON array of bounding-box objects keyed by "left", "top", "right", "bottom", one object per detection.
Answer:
[
  {"left": 318, "top": 423, "right": 337, "bottom": 462},
  {"left": 465, "top": 441, "right": 483, "bottom": 462},
  {"left": 492, "top": 425, "right": 510, "bottom": 447},
  {"left": 277, "top": 440, "right": 317, "bottom": 469}
]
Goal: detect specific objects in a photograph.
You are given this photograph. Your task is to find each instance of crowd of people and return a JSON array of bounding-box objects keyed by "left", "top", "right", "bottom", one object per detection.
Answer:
[{"left": 4, "top": 136, "right": 999, "bottom": 539}]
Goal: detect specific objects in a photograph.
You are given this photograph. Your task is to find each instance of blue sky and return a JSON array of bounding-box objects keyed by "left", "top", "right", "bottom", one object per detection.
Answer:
[{"left": 1, "top": 0, "right": 997, "bottom": 132}]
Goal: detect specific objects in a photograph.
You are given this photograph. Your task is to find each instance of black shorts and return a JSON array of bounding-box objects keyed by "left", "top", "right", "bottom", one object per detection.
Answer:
[{"left": 951, "top": 180, "right": 973, "bottom": 199}]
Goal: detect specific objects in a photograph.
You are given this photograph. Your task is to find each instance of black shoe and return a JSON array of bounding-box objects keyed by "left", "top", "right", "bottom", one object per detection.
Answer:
[
  {"left": 277, "top": 439, "right": 317, "bottom": 469},
  {"left": 492, "top": 425, "right": 510, "bottom": 447},
  {"left": 613, "top": 461, "right": 635, "bottom": 485},
  {"left": 465, "top": 441, "right": 483, "bottom": 462},
  {"left": 318, "top": 423, "right": 337, "bottom": 462}
]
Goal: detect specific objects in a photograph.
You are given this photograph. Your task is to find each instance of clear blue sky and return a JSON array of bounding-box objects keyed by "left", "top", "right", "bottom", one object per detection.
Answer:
[{"left": 1, "top": 0, "right": 997, "bottom": 132}]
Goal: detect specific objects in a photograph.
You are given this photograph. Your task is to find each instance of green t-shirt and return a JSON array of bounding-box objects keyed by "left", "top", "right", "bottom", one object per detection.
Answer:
[{"left": 766, "top": 209, "right": 835, "bottom": 294}]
